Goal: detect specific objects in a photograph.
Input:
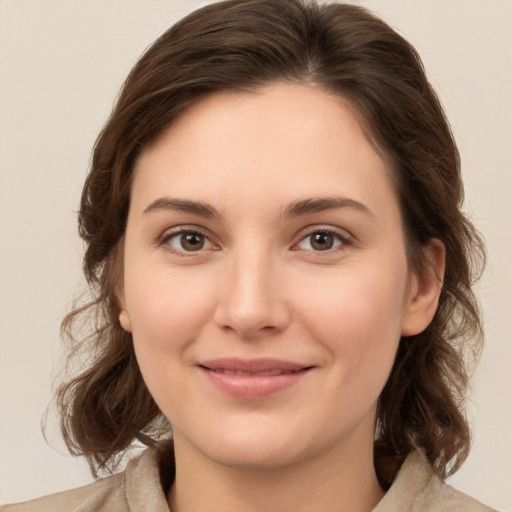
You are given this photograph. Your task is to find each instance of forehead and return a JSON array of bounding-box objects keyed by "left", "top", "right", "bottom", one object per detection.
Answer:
[{"left": 131, "top": 84, "right": 399, "bottom": 221}]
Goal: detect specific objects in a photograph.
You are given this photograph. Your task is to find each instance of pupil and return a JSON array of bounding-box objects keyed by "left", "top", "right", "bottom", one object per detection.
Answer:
[
  {"left": 312, "top": 232, "right": 333, "bottom": 250},
  {"left": 181, "top": 233, "right": 204, "bottom": 251}
]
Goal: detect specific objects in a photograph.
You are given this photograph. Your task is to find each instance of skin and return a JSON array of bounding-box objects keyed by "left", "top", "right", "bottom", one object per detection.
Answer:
[{"left": 118, "top": 83, "right": 444, "bottom": 512}]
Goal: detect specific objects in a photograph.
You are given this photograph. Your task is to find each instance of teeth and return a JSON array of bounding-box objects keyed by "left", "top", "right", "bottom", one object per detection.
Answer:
[{"left": 213, "top": 369, "right": 295, "bottom": 376}]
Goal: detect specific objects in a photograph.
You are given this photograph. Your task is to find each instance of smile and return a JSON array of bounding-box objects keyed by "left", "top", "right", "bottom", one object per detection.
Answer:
[
  {"left": 198, "top": 358, "right": 313, "bottom": 400},
  {"left": 208, "top": 368, "right": 298, "bottom": 376}
]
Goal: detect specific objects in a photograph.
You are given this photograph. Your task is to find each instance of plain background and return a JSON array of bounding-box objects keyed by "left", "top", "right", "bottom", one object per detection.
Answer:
[{"left": 1, "top": 0, "right": 511, "bottom": 510}]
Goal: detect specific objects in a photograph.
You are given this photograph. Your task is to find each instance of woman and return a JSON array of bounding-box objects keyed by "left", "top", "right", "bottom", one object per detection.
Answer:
[{"left": 2, "top": 0, "right": 495, "bottom": 510}]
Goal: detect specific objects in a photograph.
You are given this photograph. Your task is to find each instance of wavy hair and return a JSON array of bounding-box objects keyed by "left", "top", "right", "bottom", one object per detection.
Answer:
[{"left": 56, "top": 0, "right": 485, "bottom": 486}]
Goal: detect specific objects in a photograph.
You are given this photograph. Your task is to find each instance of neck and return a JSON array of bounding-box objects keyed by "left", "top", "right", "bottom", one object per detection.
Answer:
[{"left": 168, "top": 432, "right": 384, "bottom": 512}]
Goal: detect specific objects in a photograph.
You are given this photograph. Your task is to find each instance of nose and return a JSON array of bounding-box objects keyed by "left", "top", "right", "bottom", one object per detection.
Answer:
[{"left": 213, "top": 249, "right": 291, "bottom": 339}]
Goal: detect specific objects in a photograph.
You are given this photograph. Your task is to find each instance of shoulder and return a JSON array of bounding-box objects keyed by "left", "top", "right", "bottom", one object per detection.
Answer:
[
  {"left": 1, "top": 443, "right": 172, "bottom": 512},
  {"left": 0, "top": 472, "right": 127, "bottom": 512},
  {"left": 374, "top": 450, "right": 497, "bottom": 512}
]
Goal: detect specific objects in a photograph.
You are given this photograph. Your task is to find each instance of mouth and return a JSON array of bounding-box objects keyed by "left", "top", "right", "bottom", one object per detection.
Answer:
[
  {"left": 197, "top": 358, "right": 313, "bottom": 399},
  {"left": 205, "top": 368, "right": 300, "bottom": 376}
]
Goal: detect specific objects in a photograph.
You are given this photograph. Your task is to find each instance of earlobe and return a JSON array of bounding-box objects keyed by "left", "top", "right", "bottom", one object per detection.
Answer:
[
  {"left": 401, "top": 239, "right": 445, "bottom": 337},
  {"left": 119, "top": 310, "right": 132, "bottom": 332},
  {"left": 114, "top": 262, "right": 131, "bottom": 332},
  {"left": 116, "top": 283, "right": 132, "bottom": 332}
]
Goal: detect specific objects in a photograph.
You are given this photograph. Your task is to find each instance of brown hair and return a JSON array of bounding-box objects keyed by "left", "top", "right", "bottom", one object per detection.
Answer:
[{"left": 57, "top": 0, "right": 485, "bottom": 486}]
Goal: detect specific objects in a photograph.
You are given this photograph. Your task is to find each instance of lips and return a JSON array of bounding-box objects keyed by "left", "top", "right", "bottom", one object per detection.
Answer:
[
  {"left": 208, "top": 368, "right": 297, "bottom": 376},
  {"left": 198, "top": 358, "right": 312, "bottom": 399}
]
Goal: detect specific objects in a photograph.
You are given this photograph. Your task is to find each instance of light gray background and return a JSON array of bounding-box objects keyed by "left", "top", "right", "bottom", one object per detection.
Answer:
[{"left": 1, "top": 0, "right": 511, "bottom": 510}]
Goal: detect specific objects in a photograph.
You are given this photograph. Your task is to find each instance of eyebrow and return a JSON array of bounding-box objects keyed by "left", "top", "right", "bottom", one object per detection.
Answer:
[
  {"left": 142, "top": 195, "right": 373, "bottom": 221},
  {"left": 281, "top": 196, "right": 375, "bottom": 220},
  {"left": 143, "top": 197, "right": 223, "bottom": 219}
]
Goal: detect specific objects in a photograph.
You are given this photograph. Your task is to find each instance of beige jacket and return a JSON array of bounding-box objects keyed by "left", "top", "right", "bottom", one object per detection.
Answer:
[{"left": 2, "top": 445, "right": 496, "bottom": 512}]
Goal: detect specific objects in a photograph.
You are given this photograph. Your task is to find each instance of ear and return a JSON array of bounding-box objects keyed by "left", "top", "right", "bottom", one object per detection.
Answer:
[
  {"left": 119, "top": 309, "right": 132, "bottom": 332},
  {"left": 401, "top": 238, "right": 445, "bottom": 337},
  {"left": 116, "top": 278, "right": 132, "bottom": 333}
]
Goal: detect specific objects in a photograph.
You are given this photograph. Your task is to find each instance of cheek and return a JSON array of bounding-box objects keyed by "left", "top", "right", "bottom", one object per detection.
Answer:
[
  {"left": 128, "top": 264, "right": 213, "bottom": 327},
  {"left": 124, "top": 264, "right": 218, "bottom": 369},
  {"left": 125, "top": 266, "right": 221, "bottom": 419},
  {"left": 296, "top": 262, "right": 407, "bottom": 380}
]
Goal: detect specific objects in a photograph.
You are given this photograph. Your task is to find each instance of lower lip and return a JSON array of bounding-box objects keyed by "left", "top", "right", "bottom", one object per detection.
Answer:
[{"left": 199, "top": 367, "right": 311, "bottom": 400}]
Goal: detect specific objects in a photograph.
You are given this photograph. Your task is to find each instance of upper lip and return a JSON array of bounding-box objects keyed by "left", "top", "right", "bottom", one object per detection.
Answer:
[{"left": 199, "top": 358, "right": 312, "bottom": 375}]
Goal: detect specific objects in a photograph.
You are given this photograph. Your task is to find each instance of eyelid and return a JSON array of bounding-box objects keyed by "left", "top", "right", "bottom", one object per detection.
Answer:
[
  {"left": 158, "top": 225, "right": 219, "bottom": 253},
  {"left": 156, "top": 223, "right": 354, "bottom": 254},
  {"left": 291, "top": 225, "right": 354, "bottom": 252}
]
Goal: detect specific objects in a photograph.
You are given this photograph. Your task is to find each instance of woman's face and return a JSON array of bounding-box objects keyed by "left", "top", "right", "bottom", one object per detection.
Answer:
[{"left": 119, "top": 84, "right": 436, "bottom": 470}]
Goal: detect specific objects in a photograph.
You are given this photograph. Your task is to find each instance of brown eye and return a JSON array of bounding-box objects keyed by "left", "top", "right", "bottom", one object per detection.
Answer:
[
  {"left": 296, "top": 230, "right": 347, "bottom": 252},
  {"left": 310, "top": 232, "right": 334, "bottom": 251},
  {"left": 165, "top": 230, "right": 213, "bottom": 253},
  {"left": 180, "top": 232, "right": 205, "bottom": 251}
]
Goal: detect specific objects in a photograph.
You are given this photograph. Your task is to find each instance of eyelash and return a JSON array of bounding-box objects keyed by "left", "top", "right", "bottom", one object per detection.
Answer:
[
  {"left": 159, "top": 226, "right": 352, "bottom": 255},
  {"left": 160, "top": 227, "right": 215, "bottom": 255},
  {"left": 293, "top": 228, "right": 352, "bottom": 253}
]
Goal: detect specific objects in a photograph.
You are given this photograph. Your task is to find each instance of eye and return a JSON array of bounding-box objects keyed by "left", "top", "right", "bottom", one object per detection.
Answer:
[
  {"left": 296, "top": 229, "right": 348, "bottom": 252},
  {"left": 163, "top": 229, "right": 215, "bottom": 253}
]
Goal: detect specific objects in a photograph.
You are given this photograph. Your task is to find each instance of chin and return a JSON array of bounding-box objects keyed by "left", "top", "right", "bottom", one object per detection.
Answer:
[
  {"left": 190, "top": 417, "right": 334, "bottom": 472},
  {"left": 204, "top": 440, "right": 303, "bottom": 471}
]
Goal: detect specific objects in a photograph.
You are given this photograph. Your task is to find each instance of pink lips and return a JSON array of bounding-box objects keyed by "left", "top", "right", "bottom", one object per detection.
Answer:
[{"left": 198, "top": 358, "right": 312, "bottom": 400}]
